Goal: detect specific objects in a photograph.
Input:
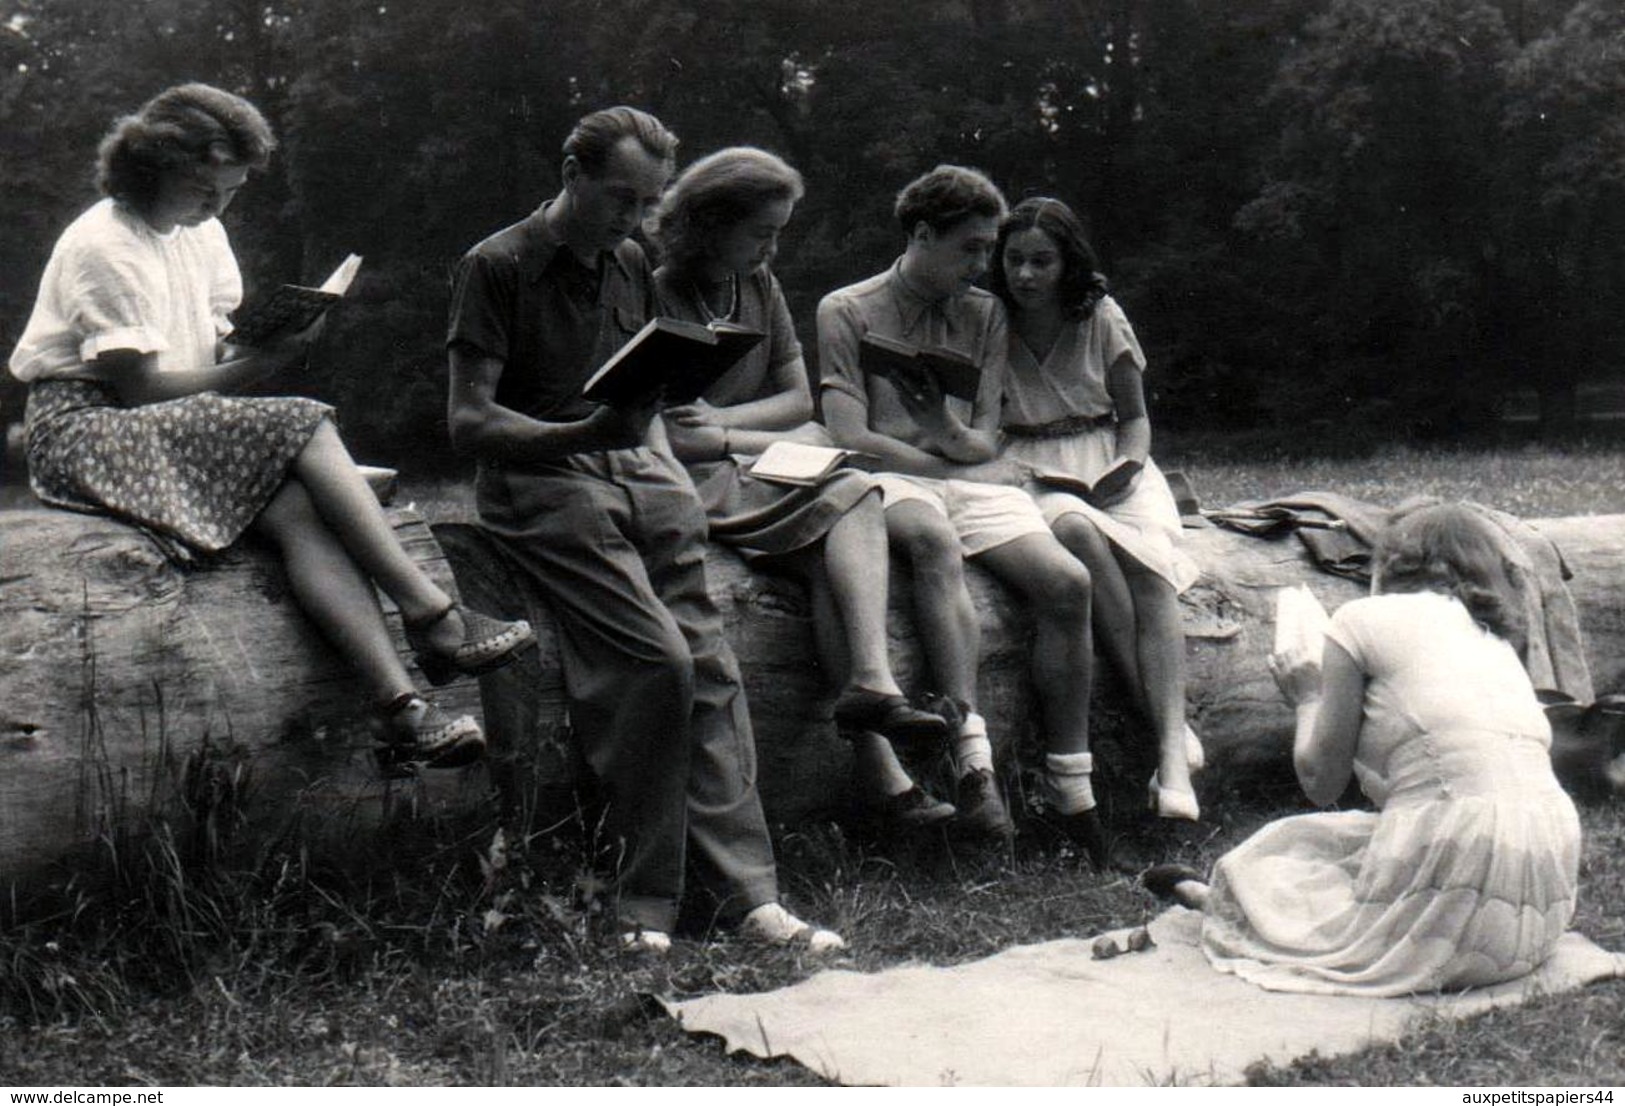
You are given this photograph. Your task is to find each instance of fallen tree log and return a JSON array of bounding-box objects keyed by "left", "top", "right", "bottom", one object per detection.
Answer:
[
  {"left": 4, "top": 507, "right": 1622, "bottom": 885},
  {"left": 0, "top": 506, "right": 486, "bottom": 886}
]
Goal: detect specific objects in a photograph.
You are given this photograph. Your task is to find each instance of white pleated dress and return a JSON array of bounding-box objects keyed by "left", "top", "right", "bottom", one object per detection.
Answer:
[{"left": 1202, "top": 592, "right": 1582, "bottom": 996}]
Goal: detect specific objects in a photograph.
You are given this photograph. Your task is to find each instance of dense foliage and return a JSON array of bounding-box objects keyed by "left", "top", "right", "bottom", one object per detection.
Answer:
[{"left": 1, "top": 0, "right": 1621, "bottom": 466}]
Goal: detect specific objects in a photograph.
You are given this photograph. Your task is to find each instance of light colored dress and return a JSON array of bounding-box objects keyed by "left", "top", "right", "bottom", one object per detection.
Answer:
[
  {"left": 999, "top": 295, "right": 1192, "bottom": 589},
  {"left": 1202, "top": 591, "right": 1582, "bottom": 996}
]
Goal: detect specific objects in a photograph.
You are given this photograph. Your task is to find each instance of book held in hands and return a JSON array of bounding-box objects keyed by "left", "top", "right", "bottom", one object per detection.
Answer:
[
  {"left": 859, "top": 332, "right": 981, "bottom": 402},
  {"left": 1029, "top": 458, "right": 1142, "bottom": 508},
  {"left": 582, "top": 317, "right": 764, "bottom": 407},
  {"left": 229, "top": 253, "right": 362, "bottom": 347},
  {"left": 747, "top": 441, "right": 874, "bottom": 487}
]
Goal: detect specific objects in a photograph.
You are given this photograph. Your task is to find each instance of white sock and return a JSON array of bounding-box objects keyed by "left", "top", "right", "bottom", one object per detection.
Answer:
[
  {"left": 1045, "top": 751, "right": 1097, "bottom": 814},
  {"left": 954, "top": 711, "right": 993, "bottom": 775}
]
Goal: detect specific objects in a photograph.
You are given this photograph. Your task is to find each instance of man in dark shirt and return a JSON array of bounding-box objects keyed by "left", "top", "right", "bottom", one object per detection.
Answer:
[{"left": 445, "top": 106, "right": 841, "bottom": 954}]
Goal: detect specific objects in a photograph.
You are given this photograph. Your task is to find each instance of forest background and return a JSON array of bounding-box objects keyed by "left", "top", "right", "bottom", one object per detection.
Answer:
[{"left": 1, "top": 0, "right": 1622, "bottom": 470}]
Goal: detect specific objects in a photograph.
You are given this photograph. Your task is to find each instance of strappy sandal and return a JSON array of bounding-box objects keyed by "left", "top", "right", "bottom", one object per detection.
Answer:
[
  {"left": 403, "top": 603, "right": 536, "bottom": 686},
  {"left": 375, "top": 692, "right": 486, "bottom": 771}
]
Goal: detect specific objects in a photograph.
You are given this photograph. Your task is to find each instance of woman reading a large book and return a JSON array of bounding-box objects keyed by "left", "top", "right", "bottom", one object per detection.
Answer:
[
  {"left": 650, "top": 147, "right": 952, "bottom": 826},
  {"left": 7, "top": 83, "right": 534, "bottom": 769},
  {"left": 989, "top": 197, "right": 1202, "bottom": 825}
]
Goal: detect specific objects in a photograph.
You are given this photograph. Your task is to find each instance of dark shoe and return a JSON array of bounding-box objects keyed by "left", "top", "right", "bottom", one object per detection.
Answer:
[
  {"left": 404, "top": 603, "right": 536, "bottom": 687},
  {"left": 376, "top": 693, "right": 486, "bottom": 769},
  {"left": 1142, "top": 863, "right": 1206, "bottom": 902},
  {"left": 954, "top": 768, "right": 1014, "bottom": 839},
  {"left": 876, "top": 785, "right": 956, "bottom": 828},
  {"left": 1053, "top": 807, "right": 1113, "bottom": 872},
  {"left": 834, "top": 687, "right": 949, "bottom": 755}
]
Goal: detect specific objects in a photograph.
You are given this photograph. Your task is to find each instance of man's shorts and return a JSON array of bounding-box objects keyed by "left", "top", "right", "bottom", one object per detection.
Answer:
[{"left": 874, "top": 474, "right": 1051, "bottom": 557}]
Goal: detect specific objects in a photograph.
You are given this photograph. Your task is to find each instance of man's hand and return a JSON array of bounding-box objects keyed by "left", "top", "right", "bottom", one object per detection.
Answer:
[
  {"left": 663, "top": 399, "right": 723, "bottom": 428},
  {"left": 663, "top": 416, "right": 726, "bottom": 460},
  {"left": 892, "top": 365, "right": 950, "bottom": 432},
  {"left": 586, "top": 392, "right": 662, "bottom": 450}
]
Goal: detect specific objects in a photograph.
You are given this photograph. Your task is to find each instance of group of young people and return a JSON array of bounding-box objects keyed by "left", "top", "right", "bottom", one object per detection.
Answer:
[{"left": 11, "top": 85, "right": 1584, "bottom": 995}]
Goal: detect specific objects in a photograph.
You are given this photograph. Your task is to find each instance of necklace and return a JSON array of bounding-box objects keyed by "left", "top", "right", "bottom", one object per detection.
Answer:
[{"left": 692, "top": 273, "right": 739, "bottom": 325}]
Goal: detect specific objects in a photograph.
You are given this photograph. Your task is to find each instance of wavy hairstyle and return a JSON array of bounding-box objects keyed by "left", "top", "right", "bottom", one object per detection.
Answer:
[
  {"left": 648, "top": 146, "right": 804, "bottom": 280},
  {"left": 97, "top": 83, "right": 275, "bottom": 213},
  {"left": 1372, "top": 500, "right": 1526, "bottom": 653},
  {"left": 894, "top": 164, "right": 1007, "bottom": 235},
  {"left": 563, "top": 105, "right": 678, "bottom": 176},
  {"left": 989, "top": 197, "right": 1110, "bottom": 319}
]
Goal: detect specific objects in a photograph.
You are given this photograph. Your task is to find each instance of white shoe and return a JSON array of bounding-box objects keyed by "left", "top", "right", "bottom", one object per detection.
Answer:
[
  {"left": 740, "top": 902, "right": 846, "bottom": 953},
  {"left": 1184, "top": 724, "right": 1206, "bottom": 773},
  {"left": 618, "top": 927, "right": 672, "bottom": 955}
]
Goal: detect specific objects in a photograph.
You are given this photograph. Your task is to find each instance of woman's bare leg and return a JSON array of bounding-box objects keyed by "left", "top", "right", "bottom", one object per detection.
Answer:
[
  {"left": 885, "top": 501, "right": 979, "bottom": 707},
  {"left": 252, "top": 480, "right": 415, "bottom": 704},
  {"left": 288, "top": 420, "right": 456, "bottom": 638},
  {"left": 1126, "top": 563, "right": 1194, "bottom": 794},
  {"left": 1052, "top": 513, "right": 1141, "bottom": 706}
]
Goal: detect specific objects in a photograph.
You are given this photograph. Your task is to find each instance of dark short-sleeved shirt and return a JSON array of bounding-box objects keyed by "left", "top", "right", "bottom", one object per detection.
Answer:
[
  {"left": 446, "top": 200, "right": 656, "bottom": 423},
  {"left": 815, "top": 259, "right": 1009, "bottom": 453}
]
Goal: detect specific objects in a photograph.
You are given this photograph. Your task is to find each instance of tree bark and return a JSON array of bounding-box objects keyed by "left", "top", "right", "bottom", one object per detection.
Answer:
[{"left": 4, "top": 507, "right": 1622, "bottom": 884}]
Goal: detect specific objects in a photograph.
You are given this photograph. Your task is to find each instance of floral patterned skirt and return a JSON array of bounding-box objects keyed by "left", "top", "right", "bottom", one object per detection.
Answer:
[{"left": 24, "top": 378, "right": 332, "bottom": 563}]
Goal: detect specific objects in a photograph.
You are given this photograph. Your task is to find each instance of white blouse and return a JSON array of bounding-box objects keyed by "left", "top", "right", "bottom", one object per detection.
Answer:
[{"left": 9, "top": 198, "right": 241, "bottom": 383}]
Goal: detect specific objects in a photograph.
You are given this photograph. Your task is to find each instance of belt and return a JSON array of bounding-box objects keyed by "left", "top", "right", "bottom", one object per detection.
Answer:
[{"left": 1001, "top": 412, "right": 1116, "bottom": 440}]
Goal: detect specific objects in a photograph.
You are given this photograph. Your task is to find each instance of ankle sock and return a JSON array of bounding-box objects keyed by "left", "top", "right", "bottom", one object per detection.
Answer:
[
  {"left": 1045, "top": 750, "right": 1097, "bottom": 814},
  {"left": 954, "top": 710, "right": 994, "bottom": 775}
]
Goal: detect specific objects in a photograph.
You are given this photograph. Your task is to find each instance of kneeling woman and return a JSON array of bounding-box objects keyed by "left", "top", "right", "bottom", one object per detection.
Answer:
[
  {"left": 648, "top": 146, "right": 950, "bottom": 824},
  {"left": 1146, "top": 503, "right": 1582, "bottom": 996},
  {"left": 8, "top": 84, "right": 533, "bottom": 767}
]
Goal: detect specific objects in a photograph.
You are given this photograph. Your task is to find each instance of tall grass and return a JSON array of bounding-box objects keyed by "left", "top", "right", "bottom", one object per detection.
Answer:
[{"left": 1, "top": 444, "right": 1622, "bottom": 1086}]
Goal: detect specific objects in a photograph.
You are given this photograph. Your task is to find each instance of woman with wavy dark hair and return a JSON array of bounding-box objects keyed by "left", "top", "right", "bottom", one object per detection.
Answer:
[
  {"left": 990, "top": 196, "right": 1201, "bottom": 824},
  {"left": 648, "top": 146, "right": 955, "bottom": 827},
  {"left": 1144, "top": 502, "right": 1582, "bottom": 996},
  {"left": 9, "top": 83, "right": 534, "bottom": 768}
]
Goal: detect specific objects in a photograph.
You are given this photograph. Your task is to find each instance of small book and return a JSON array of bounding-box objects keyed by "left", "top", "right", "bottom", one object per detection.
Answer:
[
  {"left": 1030, "top": 458, "right": 1142, "bottom": 508},
  {"left": 229, "top": 253, "right": 363, "bottom": 346},
  {"left": 859, "top": 332, "right": 981, "bottom": 402},
  {"left": 582, "top": 317, "right": 764, "bottom": 407},
  {"left": 1273, "top": 583, "right": 1331, "bottom": 659},
  {"left": 747, "top": 441, "right": 874, "bottom": 487}
]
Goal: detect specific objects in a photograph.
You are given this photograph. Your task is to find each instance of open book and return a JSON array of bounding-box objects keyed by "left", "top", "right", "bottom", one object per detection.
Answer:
[
  {"left": 582, "top": 317, "right": 764, "bottom": 407},
  {"left": 1274, "top": 584, "right": 1331, "bottom": 661},
  {"left": 859, "top": 332, "right": 981, "bottom": 402},
  {"left": 747, "top": 441, "right": 874, "bottom": 487},
  {"left": 1029, "top": 458, "right": 1142, "bottom": 508},
  {"left": 229, "top": 253, "right": 362, "bottom": 347}
]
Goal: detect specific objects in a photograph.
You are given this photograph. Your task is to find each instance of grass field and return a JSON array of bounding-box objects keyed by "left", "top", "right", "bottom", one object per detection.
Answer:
[{"left": 1, "top": 443, "right": 1622, "bottom": 1087}]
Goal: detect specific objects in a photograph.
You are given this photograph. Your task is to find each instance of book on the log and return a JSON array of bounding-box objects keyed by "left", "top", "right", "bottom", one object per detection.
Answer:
[
  {"left": 229, "top": 253, "right": 362, "bottom": 346},
  {"left": 582, "top": 317, "right": 764, "bottom": 407},
  {"left": 747, "top": 441, "right": 876, "bottom": 487},
  {"left": 859, "top": 332, "right": 981, "bottom": 402},
  {"left": 1029, "top": 458, "right": 1142, "bottom": 508}
]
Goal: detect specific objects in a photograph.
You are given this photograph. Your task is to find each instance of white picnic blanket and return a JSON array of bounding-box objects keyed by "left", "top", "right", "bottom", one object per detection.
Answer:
[{"left": 665, "top": 908, "right": 1625, "bottom": 1086}]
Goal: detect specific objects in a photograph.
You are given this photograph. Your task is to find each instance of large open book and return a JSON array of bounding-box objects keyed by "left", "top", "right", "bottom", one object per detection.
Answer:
[
  {"left": 229, "top": 253, "right": 362, "bottom": 347},
  {"left": 1029, "top": 458, "right": 1142, "bottom": 508},
  {"left": 859, "top": 333, "right": 981, "bottom": 402},
  {"left": 582, "top": 317, "right": 764, "bottom": 407},
  {"left": 747, "top": 441, "right": 875, "bottom": 487}
]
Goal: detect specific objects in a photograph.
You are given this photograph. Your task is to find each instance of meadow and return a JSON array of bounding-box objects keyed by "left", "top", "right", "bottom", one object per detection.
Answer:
[{"left": 1, "top": 440, "right": 1622, "bottom": 1087}]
